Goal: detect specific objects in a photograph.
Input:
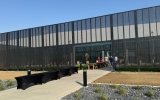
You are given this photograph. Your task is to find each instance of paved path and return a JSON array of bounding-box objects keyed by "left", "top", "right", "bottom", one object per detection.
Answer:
[{"left": 0, "top": 67, "right": 111, "bottom": 100}]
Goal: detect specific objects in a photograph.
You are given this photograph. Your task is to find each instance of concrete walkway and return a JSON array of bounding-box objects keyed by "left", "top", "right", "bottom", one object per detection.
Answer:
[{"left": 0, "top": 67, "right": 112, "bottom": 100}]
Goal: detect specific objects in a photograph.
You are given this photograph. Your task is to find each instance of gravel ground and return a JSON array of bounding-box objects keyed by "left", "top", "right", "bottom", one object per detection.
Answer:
[
  {"left": 0, "top": 80, "right": 17, "bottom": 91},
  {"left": 62, "top": 84, "right": 160, "bottom": 100}
]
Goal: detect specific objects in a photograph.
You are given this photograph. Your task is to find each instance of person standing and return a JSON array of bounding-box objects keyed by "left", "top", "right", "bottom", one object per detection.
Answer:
[
  {"left": 114, "top": 56, "right": 118, "bottom": 68},
  {"left": 98, "top": 57, "right": 100, "bottom": 62},
  {"left": 109, "top": 56, "right": 113, "bottom": 68}
]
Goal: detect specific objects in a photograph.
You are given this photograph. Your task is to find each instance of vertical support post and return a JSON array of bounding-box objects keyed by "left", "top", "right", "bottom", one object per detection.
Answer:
[
  {"left": 83, "top": 69, "right": 87, "bottom": 86},
  {"left": 72, "top": 21, "right": 75, "bottom": 67},
  {"left": 41, "top": 27, "right": 44, "bottom": 71},
  {"left": 6, "top": 32, "right": 9, "bottom": 70},
  {"left": 29, "top": 29, "right": 31, "bottom": 70},
  {"left": 110, "top": 14, "right": 115, "bottom": 71},
  {"left": 56, "top": 24, "right": 59, "bottom": 68},
  {"left": 134, "top": 10, "right": 140, "bottom": 72},
  {"left": 17, "top": 31, "right": 19, "bottom": 70}
]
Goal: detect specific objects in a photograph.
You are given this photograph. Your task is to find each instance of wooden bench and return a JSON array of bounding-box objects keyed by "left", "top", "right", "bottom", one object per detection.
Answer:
[{"left": 88, "top": 63, "right": 97, "bottom": 70}]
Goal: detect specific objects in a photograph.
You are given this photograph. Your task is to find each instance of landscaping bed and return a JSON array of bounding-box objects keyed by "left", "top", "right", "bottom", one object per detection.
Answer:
[
  {"left": 0, "top": 80, "right": 17, "bottom": 92},
  {"left": 62, "top": 84, "right": 160, "bottom": 100}
]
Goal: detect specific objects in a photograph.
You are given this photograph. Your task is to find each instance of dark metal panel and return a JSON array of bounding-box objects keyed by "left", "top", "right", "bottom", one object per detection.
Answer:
[
  {"left": 28, "top": 29, "right": 31, "bottom": 70},
  {"left": 56, "top": 24, "right": 59, "bottom": 67},
  {"left": 105, "top": 16, "right": 107, "bottom": 41},
  {"left": 81, "top": 20, "right": 83, "bottom": 43},
  {"left": 100, "top": 16, "right": 102, "bottom": 41},
  {"left": 72, "top": 21, "right": 75, "bottom": 66},
  {"left": 85, "top": 19, "right": 87, "bottom": 43},
  {"left": 41, "top": 27, "right": 44, "bottom": 70},
  {"left": 17, "top": 31, "right": 19, "bottom": 70},
  {"left": 110, "top": 15, "right": 114, "bottom": 57},
  {"left": 6, "top": 32, "right": 9, "bottom": 70},
  {"left": 122, "top": 13, "right": 126, "bottom": 67},
  {"left": 155, "top": 7, "right": 159, "bottom": 63},
  {"left": 134, "top": 10, "right": 140, "bottom": 71},
  {"left": 148, "top": 8, "right": 153, "bottom": 67}
]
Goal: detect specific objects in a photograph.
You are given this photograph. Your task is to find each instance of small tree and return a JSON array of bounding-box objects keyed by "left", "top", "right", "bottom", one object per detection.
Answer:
[
  {"left": 85, "top": 53, "right": 89, "bottom": 61},
  {"left": 75, "top": 54, "right": 78, "bottom": 62}
]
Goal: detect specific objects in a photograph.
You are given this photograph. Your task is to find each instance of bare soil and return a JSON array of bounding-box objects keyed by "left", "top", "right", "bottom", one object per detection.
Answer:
[
  {"left": 0, "top": 71, "right": 43, "bottom": 80},
  {"left": 93, "top": 72, "right": 160, "bottom": 86}
]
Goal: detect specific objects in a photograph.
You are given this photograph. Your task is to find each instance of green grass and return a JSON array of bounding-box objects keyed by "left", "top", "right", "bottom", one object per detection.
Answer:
[
  {"left": 93, "top": 83, "right": 98, "bottom": 87},
  {"left": 110, "top": 84, "right": 119, "bottom": 89},
  {"left": 132, "top": 97, "right": 142, "bottom": 100},
  {"left": 145, "top": 90, "right": 154, "bottom": 97},
  {"left": 94, "top": 88, "right": 103, "bottom": 93},
  {"left": 0, "top": 82, "right": 4, "bottom": 91},
  {"left": 6, "top": 80, "right": 14, "bottom": 87},
  {"left": 132, "top": 85, "right": 142, "bottom": 90},
  {"left": 117, "top": 87, "right": 127, "bottom": 95},
  {"left": 99, "top": 94, "right": 108, "bottom": 100},
  {"left": 74, "top": 92, "right": 82, "bottom": 99}
]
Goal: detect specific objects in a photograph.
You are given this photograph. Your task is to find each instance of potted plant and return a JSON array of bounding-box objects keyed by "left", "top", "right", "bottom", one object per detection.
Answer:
[
  {"left": 75, "top": 54, "right": 79, "bottom": 65},
  {"left": 85, "top": 53, "right": 89, "bottom": 64}
]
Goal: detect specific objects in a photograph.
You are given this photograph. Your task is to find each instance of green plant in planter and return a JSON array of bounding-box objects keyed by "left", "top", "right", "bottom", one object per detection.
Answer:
[
  {"left": 6, "top": 80, "right": 14, "bottom": 87},
  {"left": 133, "top": 85, "right": 141, "bottom": 90},
  {"left": 99, "top": 94, "right": 108, "bottom": 100},
  {"left": 75, "top": 54, "right": 78, "bottom": 62},
  {"left": 74, "top": 92, "right": 82, "bottom": 99},
  {"left": 145, "top": 90, "right": 154, "bottom": 97},
  {"left": 85, "top": 53, "right": 89, "bottom": 61},
  {"left": 117, "top": 87, "right": 127, "bottom": 95},
  {"left": 94, "top": 87, "right": 102, "bottom": 93}
]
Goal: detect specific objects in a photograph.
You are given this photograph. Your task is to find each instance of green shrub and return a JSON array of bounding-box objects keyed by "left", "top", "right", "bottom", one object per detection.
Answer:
[
  {"left": 145, "top": 90, "right": 154, "bottom": 97},
  {"left": 95, "top": 88, "right": 102, "bottom": 93},
  {"left": 132, "top": 97, "right": 142, "bottom": 100},
  {"left": 110, "top": 84, "right": 118, "bottom": 89},
  {"left": 133, "top": 85, "right": 141, "bottom": 90},
  {"left": 99, "top": 94, "right": 108, "bottom": 100},
  {"left": 0, "top": 82, "right": 4, "bottom": 91},
  {"left": 6, "top": 80, "right": 14, "bottom": 87},
  {"left": 117, "top": 87, "right": 127, "bottom": 95},
  {"left": 93, "top": 83, "right": 98, "bottom": 87},
  {"left": 74, "top": 92, "right": 82, "bottom": 99}
]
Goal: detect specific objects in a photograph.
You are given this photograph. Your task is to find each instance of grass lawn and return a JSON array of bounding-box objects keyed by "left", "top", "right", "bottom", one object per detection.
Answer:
[{"left": 93, "top": 72, "right": 160, "bottom": 86}]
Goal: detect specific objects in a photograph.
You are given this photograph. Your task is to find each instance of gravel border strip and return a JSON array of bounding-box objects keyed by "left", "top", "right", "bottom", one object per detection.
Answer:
[{"left": 62, "top": 84, "right": 160, "bottom": 100}]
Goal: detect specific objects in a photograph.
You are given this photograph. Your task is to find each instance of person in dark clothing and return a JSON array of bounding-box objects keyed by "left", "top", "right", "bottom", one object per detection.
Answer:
[{"left": 109, "top": 56, "right": 113, "bottom": 68}]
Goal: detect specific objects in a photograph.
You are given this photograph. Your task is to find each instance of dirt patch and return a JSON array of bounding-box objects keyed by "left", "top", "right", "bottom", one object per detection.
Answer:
[
  {"left": 0, "top": 71, "right": 43, "bottom": 80},
  {"left": 93, "top": 72, "right": 160, "bottom": 86}
]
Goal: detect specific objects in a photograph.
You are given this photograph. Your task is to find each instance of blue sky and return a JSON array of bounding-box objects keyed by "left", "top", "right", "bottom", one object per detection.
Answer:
[{"left": 0, "top": 0, "right": 160, "bottom": 33}]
